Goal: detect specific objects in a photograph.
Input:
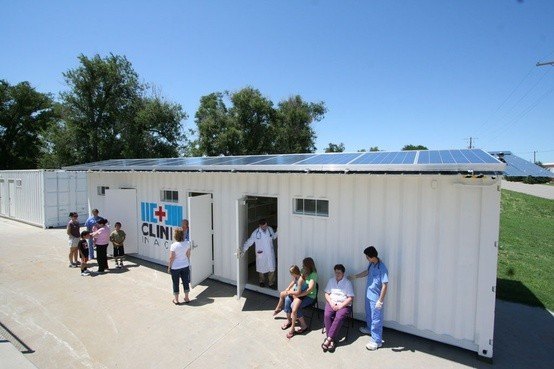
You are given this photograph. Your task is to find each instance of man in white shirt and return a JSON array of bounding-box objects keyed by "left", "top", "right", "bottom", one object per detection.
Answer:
[
  {"left": 242, "top": 218, "right": 278, "bottom": 288},
  {"left": 322, "top": 264, "right": 355, "bottom": 352}
]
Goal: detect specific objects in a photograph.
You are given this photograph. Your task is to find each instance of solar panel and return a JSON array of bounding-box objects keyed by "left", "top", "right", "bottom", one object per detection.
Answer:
[
  {"left": 297, "top": 153, "right": 362, "bottom": 165},
  {"left": 257, "top": 154, "right": 316, "bottom": 165},
  {"left": 212, "top": 155, "right": 278, "bottom": 165},
  {"left": 62, "top": 149, "right": 505, "bottom": 173}
]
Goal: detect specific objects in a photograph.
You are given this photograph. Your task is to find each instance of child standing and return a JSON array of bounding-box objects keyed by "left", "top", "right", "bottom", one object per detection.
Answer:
[
  {"left": 78, "top": 231, "right": 91, "bottom": 276},
  {"left": 110, "top": 222, "right": 126, "bottom": 269}
]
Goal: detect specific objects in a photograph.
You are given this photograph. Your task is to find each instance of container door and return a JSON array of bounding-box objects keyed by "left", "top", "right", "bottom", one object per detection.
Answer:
[
  {"left": 188, "top": 194, "right": 213, "bottom": 288},
  {"left": 104, "top": 189, "right": 139, "bottom": 254},
  {"left": 0, "top": 179, "right": 4, "bottom": 216},
  {"left": 8, "top": 180, "right": 16, "bottom": 217},
  {"left": 236, "top": 197, "right": 248, "bottom": 299}
]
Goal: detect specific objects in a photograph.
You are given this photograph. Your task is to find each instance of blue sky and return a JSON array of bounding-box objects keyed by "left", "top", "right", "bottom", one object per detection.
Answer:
[{"left": 1, "top": 1, "right": 553, "bottom": 162}]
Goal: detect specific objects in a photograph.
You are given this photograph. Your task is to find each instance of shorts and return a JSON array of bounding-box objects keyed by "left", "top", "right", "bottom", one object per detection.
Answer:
[
  {"left": 68, "top": 237, "right": 79, "bottom": 248},
  {"left": 113, "top": 246, "right": 125, "bottom": 258}
]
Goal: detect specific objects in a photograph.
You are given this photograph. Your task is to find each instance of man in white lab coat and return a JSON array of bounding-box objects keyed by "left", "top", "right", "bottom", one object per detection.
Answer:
[{"left": 242, "top": 218, "right": 278, "bottom": 288}]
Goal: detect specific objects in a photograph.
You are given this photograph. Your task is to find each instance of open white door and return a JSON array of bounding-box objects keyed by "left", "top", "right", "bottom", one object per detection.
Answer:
[
  {"left": 188, "top": 194, "right": 213, "bottom": 288},
  {"left": 236, "top": 197, "right": 248, "bottom": 299},
  {"left": 104, "top": 189, "right": 139, "bottom": 254}
]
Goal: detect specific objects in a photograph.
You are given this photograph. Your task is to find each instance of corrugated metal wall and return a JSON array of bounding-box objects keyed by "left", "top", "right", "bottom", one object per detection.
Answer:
[
  {"left": 0, "top": 170, "right": 88, "bottom": 228},
  {"left": 87, "top": 171, "right": 500, "bottom": 356}
]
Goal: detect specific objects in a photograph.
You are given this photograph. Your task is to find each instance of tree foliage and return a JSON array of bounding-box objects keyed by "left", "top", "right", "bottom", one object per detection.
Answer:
[
  {"left": 402, "top": 144, "right": 428, "bottom": 151},
  {"left": 325, "top": 142, "right": 345, "bottom": 153},
  {"left": 0, "top": 80, "right": 56, "bottom": 169},
  {"left": 194, "top": 87, "right": 326, "bottom": 156},
  {"left": 41, "top": 54, "right": 187, "bottom": 167}
]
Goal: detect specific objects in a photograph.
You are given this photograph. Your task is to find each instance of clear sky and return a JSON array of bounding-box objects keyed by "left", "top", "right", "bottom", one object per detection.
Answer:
[{"left": 1, "top": 0, "right": 553, "bottom": 162}]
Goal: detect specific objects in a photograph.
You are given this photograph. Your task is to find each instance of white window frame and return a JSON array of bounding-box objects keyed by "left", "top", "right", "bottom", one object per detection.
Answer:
[
  {"left": 97, "top": 186, "right": 109, "bottom": 196},
  {"left": 161, "top": 189, "right": 179, "bottom": 203},
  {"left": 293, "top": 198, "right": 329, "bottom": 217}
]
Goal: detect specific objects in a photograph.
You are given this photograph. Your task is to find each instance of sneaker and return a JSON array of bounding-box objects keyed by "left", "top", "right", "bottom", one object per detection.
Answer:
[
  {"left": 81, "top": 271, "right": 89, "bottom": 276},
  {"left": 69, "top": 264, "right": 76, "bottom": 268},
  {"left": 75, "top": 261, "right": 81, "bottom": 265},
  {"left": 116, "top": 265, "right": 122, "bottom": 269},
  {"left": 366, "top": 340, "right": 382, "bottom": 350},
  {"left": 359, "top": 326, "right": 371, "bottom": 335},
  {"left": 259, "top": 282, "right": 265, "bottom": 288}
]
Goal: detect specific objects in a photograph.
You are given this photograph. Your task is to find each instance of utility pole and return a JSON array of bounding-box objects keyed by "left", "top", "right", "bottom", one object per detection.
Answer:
[
  {"left": 465, "top": 137, "right": 478, "bottom": 149},
  {"left": 533, "top": 150, "right": 536, "bottom": 164}
]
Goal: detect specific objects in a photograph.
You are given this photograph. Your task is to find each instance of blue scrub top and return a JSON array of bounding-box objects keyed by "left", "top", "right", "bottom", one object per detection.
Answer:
[{"left": 366, "top": 261, "right": 389, "bottom": 301}]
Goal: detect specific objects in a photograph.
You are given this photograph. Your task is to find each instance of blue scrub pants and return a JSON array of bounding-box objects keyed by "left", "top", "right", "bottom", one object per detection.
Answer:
[{"left": 365, "top": 298, "right": 384, "bottom": 344}]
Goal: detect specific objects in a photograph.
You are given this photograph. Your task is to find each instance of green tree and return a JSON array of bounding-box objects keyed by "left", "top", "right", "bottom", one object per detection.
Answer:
[
  {"left": 229, "top": 87, "right": 274, "bottom": 155},
  {"left": 325, "top": 142, "right": 345, "bottom": 153},
  {"left": 370, "top": 146, "right": 380, "bottom": 152},
  {"left": 43, "top": 54, "right": 187, "bottom": 167},
  {"left": 272, "top": 96, "right": 326, "bottom": 154},
  {"left": 402, "top": 144, "right": 428, "bottom": 151},
  {"left": 194, "top": 92, "right": 239, "bottom": 156},
  {"left": 0, "top": 80, "right": 56, "bottom": 169},
  {"left": 194, "top": 87, "right": 326, "bottom": 156}
]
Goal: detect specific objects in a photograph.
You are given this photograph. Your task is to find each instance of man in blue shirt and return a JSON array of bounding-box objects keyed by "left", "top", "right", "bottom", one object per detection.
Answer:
[
  {"left": 84, "top": 209, "right": 102, "bottom": 259},
  {"left": 349, "top": 246, "right": 389, "bottom": 350}
]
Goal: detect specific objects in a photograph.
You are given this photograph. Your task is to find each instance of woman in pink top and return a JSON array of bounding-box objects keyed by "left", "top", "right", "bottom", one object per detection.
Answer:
[{"left": 91, "top": 218, "right": 110, "bottom": 273}]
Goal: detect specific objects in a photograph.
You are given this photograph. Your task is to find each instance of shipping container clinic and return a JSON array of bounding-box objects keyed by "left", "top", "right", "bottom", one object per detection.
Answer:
[
  {"left": 64, "top": 149, "right": 505, "bottom": 359},
  {"left": 0, "top": 170, "right": 88, "bottom": 228}
]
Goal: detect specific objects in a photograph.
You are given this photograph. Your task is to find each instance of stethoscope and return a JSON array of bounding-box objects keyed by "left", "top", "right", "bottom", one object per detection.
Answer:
[{"left": 255, "top": 227, "right": 274, "bottom": 239}]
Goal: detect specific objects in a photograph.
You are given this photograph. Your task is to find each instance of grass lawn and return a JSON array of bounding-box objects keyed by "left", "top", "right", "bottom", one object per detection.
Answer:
[{"left": 497, "top": 189, "right": 554, "bottom": 310}]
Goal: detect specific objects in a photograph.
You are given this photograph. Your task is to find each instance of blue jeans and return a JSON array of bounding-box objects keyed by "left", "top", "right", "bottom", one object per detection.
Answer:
[
  {"left": 171, "top": 267, "right": 190, "bottom": 294},
  {"left": 284, "top": 295, "right": 314, "bottom": 318},
  {"left": 365, "top": 298, "right": 384, "bottom": 343},
  {"left": 87, "top": 237, "right": 95, "bottom": 259}
]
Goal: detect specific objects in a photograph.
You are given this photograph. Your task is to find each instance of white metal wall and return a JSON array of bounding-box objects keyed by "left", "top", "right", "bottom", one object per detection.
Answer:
[
  {"left": 87, "top": 171, "right": 500, "bottom": 357},
  {"left": 0, "top": 170, "right": 88, "bottom": 228}
]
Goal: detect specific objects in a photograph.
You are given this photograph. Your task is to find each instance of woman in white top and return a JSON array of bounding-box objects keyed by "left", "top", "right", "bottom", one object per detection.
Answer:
[
  {"left": 167, "top": 228, "right": 191, "bottom": 304},
  {"left": 322, "top": 264, "right": 355, "bottom": 352}
]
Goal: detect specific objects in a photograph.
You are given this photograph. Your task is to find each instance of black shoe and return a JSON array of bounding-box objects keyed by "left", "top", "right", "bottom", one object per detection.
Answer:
[{"left": 259, "top": 282, "right": 265, "bottom": 288}]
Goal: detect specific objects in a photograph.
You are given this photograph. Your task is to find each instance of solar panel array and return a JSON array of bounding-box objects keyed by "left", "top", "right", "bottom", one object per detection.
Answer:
[
  {"left": 63, "top": 149, "right": 505, "bottom": 173},
  {"left": 489, "top": 151, "right": 553, "bottom": 178}
]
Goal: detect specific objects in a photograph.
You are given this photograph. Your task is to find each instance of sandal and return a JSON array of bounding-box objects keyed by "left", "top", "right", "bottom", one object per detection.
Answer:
[
  {"left": 321, "top": 337, "right": 331, "bottom": 352},
  {"left": 273, "top": 308, "right": 283, "bottom": 316},
  {"left": 280, "top": 322, "right": 292, "bottom": 330},
  {"left": 286, "top": 330, "right": 295, "bottom": 339},
  {"left": 172, "top": 300, "right": 179, "bottom": 305},
  {"left": 294, "top": 326, "right": 308, "bottom": 334},
  {"left": 328, "top": 340, "right": 336, "bottom": 352}
]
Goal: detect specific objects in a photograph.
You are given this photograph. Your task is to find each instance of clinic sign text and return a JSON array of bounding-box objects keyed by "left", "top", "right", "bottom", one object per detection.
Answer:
[{"left": 140, "top": 202, "right": 183, "bottom": 249}]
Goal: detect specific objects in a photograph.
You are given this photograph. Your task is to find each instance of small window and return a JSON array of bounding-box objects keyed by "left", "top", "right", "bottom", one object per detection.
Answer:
[
  {"left": 97, "top": 186, "right": 109, "bottom": 196},
  {"left": 161, "top": 190, "right": 179, "bottom": 203},
  {"left": 15, "top": 179, "right": 22, "bottom": 187},
  {"left": 293, "top": 198, "right": 329, "bottom": 217}
]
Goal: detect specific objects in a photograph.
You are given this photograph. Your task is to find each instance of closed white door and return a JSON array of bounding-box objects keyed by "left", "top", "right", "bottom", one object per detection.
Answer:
[
  {"left": 188, "top": 194, "right": 213, "bottom": 288},
  {"left": 0, "top": 180, "right": 4, "bottom": 216},
  {"left": 104, "top": 189, "right": 139, "bottom": 254},
  {"left": 236, "top": 197, "right": 248, "bottom": 299},
  {"left": 8, "top": 180, "right": 15, "bottom": 217}
]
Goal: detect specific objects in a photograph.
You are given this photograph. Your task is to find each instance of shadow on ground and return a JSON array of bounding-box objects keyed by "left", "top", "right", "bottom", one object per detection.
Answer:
[{"left": 125, "top": 256, "right": 554, "bottom": 368}]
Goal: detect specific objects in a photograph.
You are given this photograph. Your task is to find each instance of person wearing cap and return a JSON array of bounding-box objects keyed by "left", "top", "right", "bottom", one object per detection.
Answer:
[
  {"left": 242, "top": 218, "right": 278, "bottom": 288},
  {"left": 349, "top": 246, "right": 389, "bottom": 350},
  {"left": 91, "top": 218, "right": 110, "bottom": 273}
]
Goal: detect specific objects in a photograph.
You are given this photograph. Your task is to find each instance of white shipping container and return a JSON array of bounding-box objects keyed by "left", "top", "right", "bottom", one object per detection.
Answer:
[
  {"left": 0, "top": 170, "right": 88, "bottom": 228},
  {"left": 82, "top": 168, "right": 500, "bottom": 359}
]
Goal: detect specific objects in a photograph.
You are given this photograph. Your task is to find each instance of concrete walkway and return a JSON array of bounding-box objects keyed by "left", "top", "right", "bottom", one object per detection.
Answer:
[
  {"left": 1, "top": 218, "right": 553, "bottom": 369},
  {"left": 501, "top": 180, "right": 554, "bottom": 200}
]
